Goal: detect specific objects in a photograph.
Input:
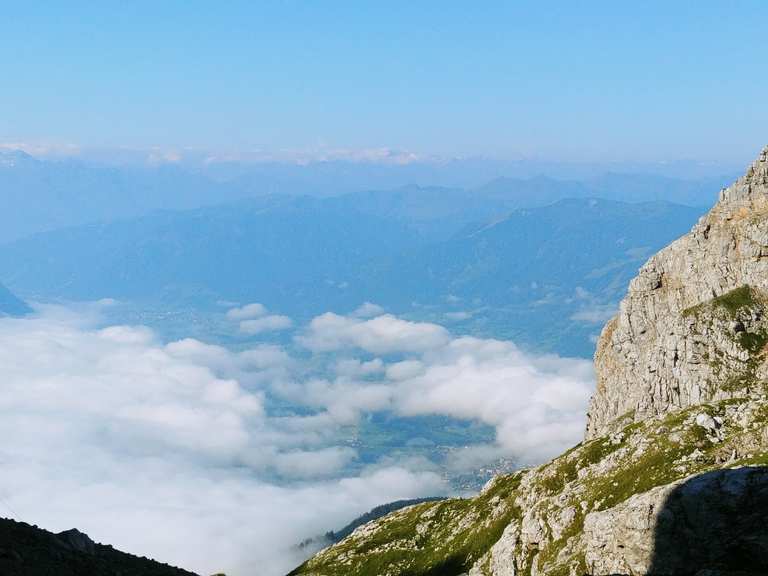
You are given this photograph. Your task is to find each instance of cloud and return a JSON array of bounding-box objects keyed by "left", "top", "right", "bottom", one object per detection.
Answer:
[
  {"left": 0, "top": 309, "right": 442, "bottom": 576},
  {"left": 292, "top": 312, "right": 594, "bottom": 464},
  {"left": 0, "top": 141, "right": 81, "bottom": 158},
  {"left": 570, "top": 303, "right": 618, "bottom": 324},
  {"left": 205, "top": 146, "right": 425, "bottom": 166},
  {"left": 392, "top": 337, "right": 593, "bottom": 463},
  {"left": 0, "top": 305, "right": 594, "bottom": 575},
  {"left": 226, "top": 303, "right": 268, "bottom": 320},
  {"left": 226, "top": 303, "right": 293, "bottom": 334},
  {"left": 352, "top": 302, "right": 385, "bottom": 318},
  {"left": 297, "top": 313, "right": 450, "bottom": 354}
]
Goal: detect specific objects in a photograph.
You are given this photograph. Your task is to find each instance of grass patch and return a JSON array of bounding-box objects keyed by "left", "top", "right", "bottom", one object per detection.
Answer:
[
  {"left": 683, "top": 284, "right": 760, "bottom": 318},
  {"left": 293, "top": 473, "right": 525, "bottom": 576}
]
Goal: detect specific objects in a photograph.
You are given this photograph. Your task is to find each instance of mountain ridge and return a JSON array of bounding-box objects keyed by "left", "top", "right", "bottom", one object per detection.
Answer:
[
  {"left": 0, "top": 517, "right": 198, "bottom": 576},
  {"left": 0, "top": 196, "right": 703, "bottom": 357}
]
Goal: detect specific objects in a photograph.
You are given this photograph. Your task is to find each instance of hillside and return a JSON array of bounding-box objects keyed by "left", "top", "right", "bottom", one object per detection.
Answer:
[
  {"left": 0, "top": 518, "right": 198, "bottom": 576},
  {"left": 288, "top": 149, "right": 768, "bottom": 575}
]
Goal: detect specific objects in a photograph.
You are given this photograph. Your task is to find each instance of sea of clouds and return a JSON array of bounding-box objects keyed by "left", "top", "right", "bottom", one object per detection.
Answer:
[{"left": 0, "top": 301, "right": 593, "bottom": 575}]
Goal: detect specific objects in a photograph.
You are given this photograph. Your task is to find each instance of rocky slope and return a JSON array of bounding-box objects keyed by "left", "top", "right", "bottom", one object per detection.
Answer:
[
  {"left": 0, "top": 518, "right": 199, "bottom": 575},
  {"left": 289, "top": 148, "right": 768, "bottom": 576}
]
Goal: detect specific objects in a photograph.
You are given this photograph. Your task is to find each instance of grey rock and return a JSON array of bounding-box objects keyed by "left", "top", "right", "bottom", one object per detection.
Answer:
[{"left": 588, "top": 146, "right": 768, "bottom": 439}]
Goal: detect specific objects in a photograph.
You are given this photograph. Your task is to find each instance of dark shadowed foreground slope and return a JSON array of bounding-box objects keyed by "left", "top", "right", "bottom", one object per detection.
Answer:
[{"left": 0, "top": 518, "right": 198, "bottom": 576}]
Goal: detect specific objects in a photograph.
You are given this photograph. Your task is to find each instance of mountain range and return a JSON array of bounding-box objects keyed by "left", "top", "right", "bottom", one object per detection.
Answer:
[
  {"left": 0, "top": 195, "right": 703, "bottom": 356},
  {"left": 0, "top": 149, "right": 731, "bottom": 244}
]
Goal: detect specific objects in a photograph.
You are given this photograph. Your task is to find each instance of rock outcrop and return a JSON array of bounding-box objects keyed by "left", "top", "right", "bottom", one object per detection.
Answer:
[
  {"left": 588, "top": 146, "right": 768, "bottom": 438},
  {"left": 290, "top": 147, "right": 768, "bottom": 576}
]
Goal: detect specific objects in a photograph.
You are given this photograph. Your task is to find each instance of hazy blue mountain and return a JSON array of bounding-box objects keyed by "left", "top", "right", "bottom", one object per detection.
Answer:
[
  {"left": 585, "top": 172, "right": 725, "bottom": 206},
  {"left": 341, "top": 175, "right": 722, "bottom": 241},
  {"left": 0, "top": 150, "right": 259, "bottom": 243},
  {"left": 0, "top": 282, "right": 30, "bottom": 316},
  {"left": 0, "top": 195, "right": 419, "bottom": 314},
  {"left": 0, "top": 195, "right": 703, "bottom": 356},
  {"left": 0, "top": 149, "right": 732, "bottom": 245},
  {"left": 376, "top": 198, "right": 704, "bottom": 355},
  {"left": 337, "top": 177, "right": 593, "bottom": 241}
]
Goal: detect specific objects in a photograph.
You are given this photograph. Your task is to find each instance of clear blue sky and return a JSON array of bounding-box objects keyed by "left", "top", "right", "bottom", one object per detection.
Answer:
[{"left": 2, "top": 1, "right": 767, "bottom": 162}]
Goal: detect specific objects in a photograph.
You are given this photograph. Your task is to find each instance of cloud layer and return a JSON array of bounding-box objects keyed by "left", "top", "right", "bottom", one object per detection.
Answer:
[{"left": 0, "top": 303, "right": 593, "bottom": 575}]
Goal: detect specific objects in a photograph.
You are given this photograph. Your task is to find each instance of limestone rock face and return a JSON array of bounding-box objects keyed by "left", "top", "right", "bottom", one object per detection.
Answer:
[
  {"left": 588, "top": 146, "right": 768, "bottom": 439},
  {"left": 583, "top": 467, "right": 768, "bottom": 575}
]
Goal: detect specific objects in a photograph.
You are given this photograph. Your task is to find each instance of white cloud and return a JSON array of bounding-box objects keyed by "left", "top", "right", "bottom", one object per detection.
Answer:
[
  {"left": 240, "top": 314, "right": 293, "bottom": 335},
  {"left": 226, "top": 303, "right": 293, "bottom": 335},
  {"left": 334, "top": 357, "right": 385, "bottom": 378},
  {"left": 0, "top": 305, "right": 595, "bottom": 575},
  {"left": 393, "top": 338, "right": 592, "bottom": 463},
  {"left": 570, "top": 303, "right": 617, "bottom": 324},
  {"left": 293, "top": 312, "right": 594, "bottom": 464},
  {"left": 226, "top": 302, "right": 268, "bottom": 320},
  {"left": 0, "top": 141, "right": 81, "bottom": 158},
  {"left": 298, "top": 313, "right": 450, "bottom": 354},
  {"left": 352, "top": 302, "right": 385, "bottom": 318},
  {"left": 215, "top": 146, "right": 424, "bottom": 165},
  {"left": 0, "top": 309, "right": 442, "bottom": 576}
]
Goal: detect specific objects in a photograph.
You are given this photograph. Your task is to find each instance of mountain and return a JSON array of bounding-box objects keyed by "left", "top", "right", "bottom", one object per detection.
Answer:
[
  {"left": 0, "top": 148, "right": 733, "bottom": 244},
  {"left": 0, "top": 196, "right": 702, "bottom": 355},
  {"left": 376, "top": 198, "right": 704, "bottom": 355},
  {"left": 339, "top": 177, "right": 593, "bottom": 241},
  {"left": 0, "top": 196, "right": 420, "bottom": 313},
  {"left": 0, "top": 282, "right": 30, "bottom": 316},
  {"left": 0, "top": 150, "right": 254, "bottom": 244},
  {"left": 290, "top": 148, "right": 768, "bottom": 575},
  {"left": 0, "top": 518, "right": 197, "bottom": 576}
]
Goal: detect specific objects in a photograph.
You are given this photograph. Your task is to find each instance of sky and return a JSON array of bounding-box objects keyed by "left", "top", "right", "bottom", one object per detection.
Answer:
[{"left": 2, "top": 1, "right": 767, "bottom": 163}]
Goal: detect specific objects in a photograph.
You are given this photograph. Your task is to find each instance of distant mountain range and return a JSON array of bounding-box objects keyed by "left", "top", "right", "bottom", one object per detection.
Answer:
[
  {"left": 0, "top": 149, "right": 731, "bottom": 243},
  {"left": 0, "top": 193, "right": 704, "bottom": 356}
]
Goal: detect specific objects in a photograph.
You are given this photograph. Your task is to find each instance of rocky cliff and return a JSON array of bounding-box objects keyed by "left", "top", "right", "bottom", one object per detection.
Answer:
[
  {"left": 588, "top": 146, "right": 768, "bottom": 439},
  {"left": 289, "top": 148, "right": 768, "bottom": 576}
]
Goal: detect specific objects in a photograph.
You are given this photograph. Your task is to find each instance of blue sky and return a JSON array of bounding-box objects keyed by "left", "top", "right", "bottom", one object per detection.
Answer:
[{"left": 2, "top": 1, "right": 767, "bottom": 162}]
